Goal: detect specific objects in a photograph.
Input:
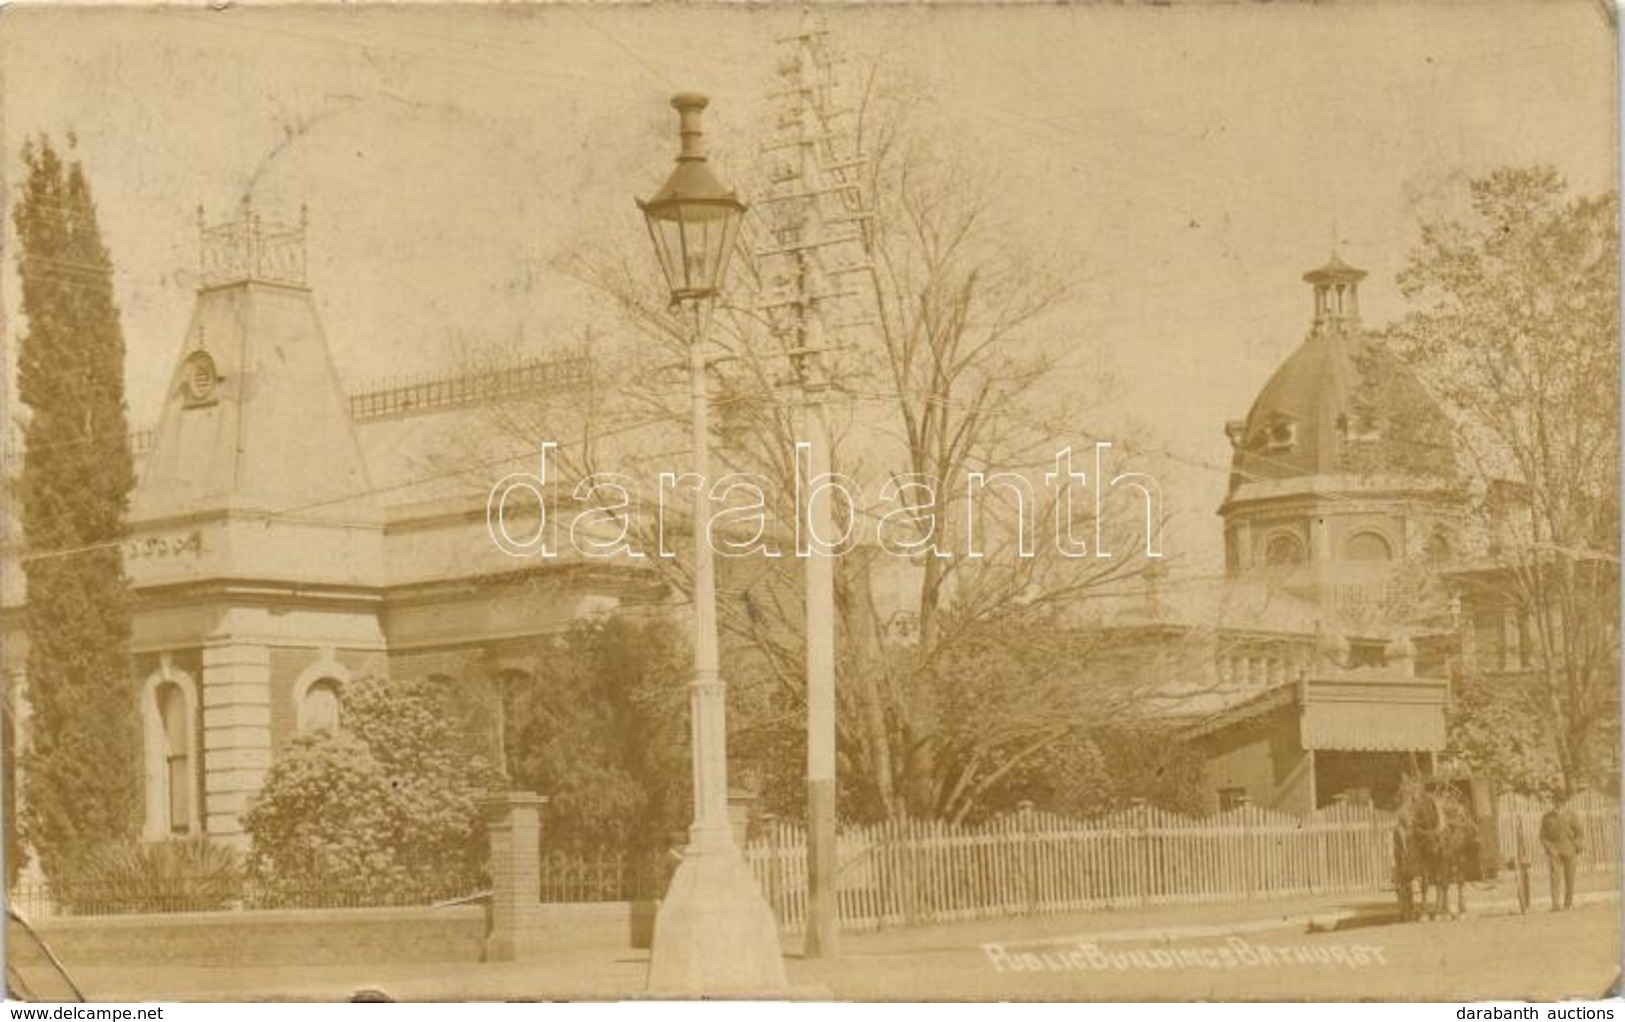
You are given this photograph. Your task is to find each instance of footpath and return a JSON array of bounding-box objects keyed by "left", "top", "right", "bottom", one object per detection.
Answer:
[
  {"left": 57, "top": 872, "right": 1619, "bottom": 1002},
  {"left": 834, "top": 869, "right": 1619, "bottom": 959}
]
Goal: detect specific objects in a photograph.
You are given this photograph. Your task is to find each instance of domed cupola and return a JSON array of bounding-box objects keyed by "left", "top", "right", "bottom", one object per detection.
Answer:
[
  {"left": 1218, "top": 255, "right": 1463, "bottom": 616},
  {"left": 1224, "top": 254, "right": 1456, "bottom": 491}
]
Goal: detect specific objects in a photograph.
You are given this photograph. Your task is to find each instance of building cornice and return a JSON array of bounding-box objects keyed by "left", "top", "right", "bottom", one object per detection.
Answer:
[{"left": 1219, "top": 473, "right": 1465, "bottom": 517}]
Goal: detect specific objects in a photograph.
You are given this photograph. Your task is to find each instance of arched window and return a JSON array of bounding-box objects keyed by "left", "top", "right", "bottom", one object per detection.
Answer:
[
  {"left": 1345, "top": 531, "right": 1393, "bottom": 562},
  {"left": 293, "top": 658, "right": 353, "bottom": 736},
  {"left": 301, "top": 678, "right": 342, "bottom": 734},
  {"left": 143, "top": 664, "right": 200, "bottom": 840},
  {"left": 1262, "top": 531, "right": 1305, "bottom": 567},
  {"left": 156, "top": 682, "right": 191, "bottom": 836}
]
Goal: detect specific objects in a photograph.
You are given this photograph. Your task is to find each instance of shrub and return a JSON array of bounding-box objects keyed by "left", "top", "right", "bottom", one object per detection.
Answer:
[
  {"left": 502, "top": 616, "right": 690, "bottom": 853},
  {"left": 57, "top": 837, "right": 242, "bottom": 915},
  {"left": 242, "top": 675, "right": 497, "bottom": 904}
]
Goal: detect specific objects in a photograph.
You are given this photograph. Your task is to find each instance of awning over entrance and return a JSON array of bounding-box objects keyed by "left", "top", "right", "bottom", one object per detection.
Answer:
[
  {"left": 1300, "top": 700, "right": 1447, "bottom": 751},
  {"left": 1299, "top": 673, "right": 1449, "bottom": 752}
]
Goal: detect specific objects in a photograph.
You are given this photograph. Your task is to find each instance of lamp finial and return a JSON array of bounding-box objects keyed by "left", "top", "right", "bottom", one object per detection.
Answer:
[{"left": 671, "top": 92, "right": 710, "bottom": 161}]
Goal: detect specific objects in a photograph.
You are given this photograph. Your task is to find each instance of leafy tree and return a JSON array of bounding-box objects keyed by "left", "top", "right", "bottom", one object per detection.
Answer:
[
  {"left": 1444, "top": 679, "right": 1562, "bottom": 797},
  {"left": 1388, "top": 166, "right": 1619, "bottom": 794},
  {"left": 501, "top": 615, "right": 691, "bottom": 852},
  {"left": 955, "top": 723, "right": 1207, "bottom": 824},
  {"left": 12, "top": 137, "right": 138, "bottom": 882},
  {"left": 242, "top": 675, "right": 496, "bottom": 901}
]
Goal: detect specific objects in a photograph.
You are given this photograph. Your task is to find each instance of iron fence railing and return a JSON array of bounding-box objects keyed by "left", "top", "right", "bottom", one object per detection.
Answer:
[
  {"left": 8, "top": 877, "right": 482, "bottom": 918},
  {"left": 537, "top": 848, "right": 669, "bottom": 904}
]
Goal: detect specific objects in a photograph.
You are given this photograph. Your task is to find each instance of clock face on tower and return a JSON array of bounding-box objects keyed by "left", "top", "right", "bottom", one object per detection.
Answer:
[{"left": 180, "top": 351, "right": 219, "bottom": 407}]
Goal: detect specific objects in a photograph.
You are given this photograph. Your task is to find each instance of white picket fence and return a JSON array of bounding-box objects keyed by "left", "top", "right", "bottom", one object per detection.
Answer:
[
  {"left": 1493, "top": 789, "right": 1620, "bottom": 872},
  {"left": 744, "top": 794, "right": 1620, "bottom": 934}
]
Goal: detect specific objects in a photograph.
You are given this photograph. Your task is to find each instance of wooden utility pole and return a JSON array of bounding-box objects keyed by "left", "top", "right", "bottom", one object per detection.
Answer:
[{"left": 755, "top": 18, "right": 874, "bottom": 959}]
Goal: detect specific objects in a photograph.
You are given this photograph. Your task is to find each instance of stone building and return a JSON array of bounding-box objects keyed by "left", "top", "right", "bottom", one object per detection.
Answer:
[
  {"left": 1, "top": 216, "right": 1487, "bottom": 852},
  {"left": 3, "top": 208, "right": 656, "bottom": 848},
  {"left": 1079, "top": 255, "right": 1467, "bottom": 813}
]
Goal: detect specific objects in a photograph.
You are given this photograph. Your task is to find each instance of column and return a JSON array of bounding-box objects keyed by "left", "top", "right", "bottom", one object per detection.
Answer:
[
  {"left": 1310, "top": 516, "right": 1333, "bottom": 602},
  {"left": 201, "top": 641, "right": 273, "bottom": 844}
]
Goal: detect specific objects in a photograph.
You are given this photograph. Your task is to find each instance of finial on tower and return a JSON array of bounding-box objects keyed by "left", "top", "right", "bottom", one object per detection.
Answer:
[
  {"left": 1303, "top": 250, "right": 1366, "bottom": 335},
  {"left": 197, "top": 202, "right": 310, "bottom": 291}
]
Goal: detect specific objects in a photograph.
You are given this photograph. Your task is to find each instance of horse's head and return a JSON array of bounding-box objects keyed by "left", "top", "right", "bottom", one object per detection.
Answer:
[
  {"left": 1398, "top": 789, "right": 1441, "bottom": 834},
  {"left": 1398, "top": 773, "right": 1426, "bottom": 799},
  {"left": 1437, "top": 792, "right": 1480, "bottom": 858}
]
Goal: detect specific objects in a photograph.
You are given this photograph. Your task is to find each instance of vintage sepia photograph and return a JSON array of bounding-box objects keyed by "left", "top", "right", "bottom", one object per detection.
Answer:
[{"left": 0, "top": 0, "right": 1618, "bottom": 1004}]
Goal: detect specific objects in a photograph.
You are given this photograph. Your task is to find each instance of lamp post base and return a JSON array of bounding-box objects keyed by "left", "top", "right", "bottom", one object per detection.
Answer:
[{"left": 647, "top": 838, "right": 787, "bottom": 995}]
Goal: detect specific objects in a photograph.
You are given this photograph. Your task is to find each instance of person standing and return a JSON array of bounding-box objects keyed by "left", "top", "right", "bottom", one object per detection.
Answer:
[{"left": 1539, "top": 791, "right": 1585, "bottom": 911}]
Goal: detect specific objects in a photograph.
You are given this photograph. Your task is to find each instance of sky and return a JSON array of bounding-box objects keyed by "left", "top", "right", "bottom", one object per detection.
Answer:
[{"left": 0, "top": 1, "right": 1615, "bottom": 572}]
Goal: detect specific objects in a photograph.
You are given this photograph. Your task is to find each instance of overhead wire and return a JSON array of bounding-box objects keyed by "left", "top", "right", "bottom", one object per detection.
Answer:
[{"left": 2, "top": 11, "right": 1603, "bottom": 570}]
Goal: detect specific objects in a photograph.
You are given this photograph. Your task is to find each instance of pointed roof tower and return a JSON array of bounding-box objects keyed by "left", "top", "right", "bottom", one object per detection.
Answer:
[{"left": 130, "top": 203, "right": 383, "bottom": 587}]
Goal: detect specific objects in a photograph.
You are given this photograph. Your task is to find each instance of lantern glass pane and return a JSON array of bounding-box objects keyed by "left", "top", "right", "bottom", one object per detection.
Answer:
[
  {"left": 644, "top": 198, "right": 744, "bottom": 297},
  {"left": 677, "top": 210, "right": 701, "bottom": 292},
  {"left": 693, "top": 211, "right": 717, "bottom": 292},
  {"left": 643, "top": 213, "right": 682, "bottom": 296},
  {"left": 715, "top": 207, "right": 742, "bottom": 286}
]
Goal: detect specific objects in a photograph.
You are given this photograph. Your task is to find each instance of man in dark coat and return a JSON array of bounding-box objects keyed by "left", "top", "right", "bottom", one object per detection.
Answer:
[{"left": 1539, "top": 791, "right": 1585, "bottom": 911}]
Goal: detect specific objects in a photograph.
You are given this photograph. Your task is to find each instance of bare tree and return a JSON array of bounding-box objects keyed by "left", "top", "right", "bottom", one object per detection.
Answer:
[{"left": 484, "top": 61, "right": 1174, "bottom": 824}]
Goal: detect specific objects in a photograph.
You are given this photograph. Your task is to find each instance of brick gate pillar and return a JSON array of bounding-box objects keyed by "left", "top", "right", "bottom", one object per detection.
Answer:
[{"left": 479, "top": 791, "right": 548, "bottom": 961}]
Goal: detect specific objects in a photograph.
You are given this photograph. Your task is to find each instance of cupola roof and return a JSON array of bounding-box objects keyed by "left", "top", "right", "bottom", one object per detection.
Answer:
[{"left": 1224, "top": 256, "right": 1456, "bottom": 492}]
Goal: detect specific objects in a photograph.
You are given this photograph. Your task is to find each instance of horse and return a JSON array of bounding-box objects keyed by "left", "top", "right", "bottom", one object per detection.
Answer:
[{"left": 1394, "top": 776, "right": 1480, "bottom": 921}]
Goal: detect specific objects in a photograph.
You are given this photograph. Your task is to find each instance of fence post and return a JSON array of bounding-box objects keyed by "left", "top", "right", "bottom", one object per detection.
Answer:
[
  {"left": 1239, "top": 797, "right": 1253, "bottom": 904},
  {"left": 761, "top": 813, "right": 782, "bottom": 925},
  {"left": 478, "top": 790, "right": 548, "bottom": 962},
  {"left": 1132, "top": 798, "right": 1151, "bottom": 907},
  {"left": 1019, "top": 800, "right": 1038, "bottom": 915},
  {"left": 903, "top": 818, "right": 920, "bottom": 928},
  {"left": 1368, "top": 800, "right": 1382, "bottom": 890},
  {"left": 1322, "top": 795, "right": 1346, "bottom": 893}
]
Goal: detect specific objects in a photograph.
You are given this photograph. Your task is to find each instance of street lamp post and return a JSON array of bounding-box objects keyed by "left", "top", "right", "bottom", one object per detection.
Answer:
[{"left": 638, "top": 91, "right": 788, "bottom": 996}]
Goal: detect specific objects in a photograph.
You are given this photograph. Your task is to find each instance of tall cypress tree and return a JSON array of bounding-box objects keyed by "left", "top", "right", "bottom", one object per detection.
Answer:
[{"left": 13, "top": 137, "right": 138, "bottom": 882}]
